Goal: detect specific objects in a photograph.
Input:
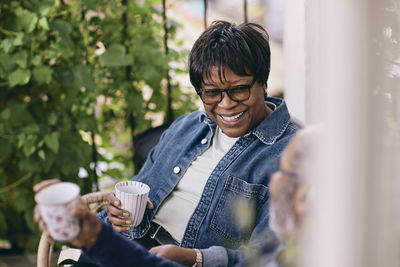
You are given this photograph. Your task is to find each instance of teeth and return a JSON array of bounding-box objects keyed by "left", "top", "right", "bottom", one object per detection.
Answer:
[{"left": 221, "top": 112, "right": 244, "bottom": 121}]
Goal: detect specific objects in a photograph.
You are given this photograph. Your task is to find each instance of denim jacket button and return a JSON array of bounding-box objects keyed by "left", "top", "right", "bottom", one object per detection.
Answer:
[
  {"left": 173, "top": 166, "right": 180, "bottom": 174},
  {"left": 201, "top": 138, "right": 207, "bottom": 144}
]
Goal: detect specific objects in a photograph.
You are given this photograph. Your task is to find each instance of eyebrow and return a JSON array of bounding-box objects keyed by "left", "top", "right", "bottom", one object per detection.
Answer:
[{"left": 202, "top": 78, "right": 252, "bottom": 87}]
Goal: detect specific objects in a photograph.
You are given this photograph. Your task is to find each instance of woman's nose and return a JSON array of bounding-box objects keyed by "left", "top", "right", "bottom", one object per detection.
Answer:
[{"left": 218, "top": 91, "right": 236, "bottom": 107}]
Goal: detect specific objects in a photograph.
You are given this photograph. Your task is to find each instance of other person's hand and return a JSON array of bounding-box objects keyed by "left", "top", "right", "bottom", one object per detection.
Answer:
[
  {"left": 33, "top": 179, "right": 102, "bottom": 249},
  {"left": 105, "top": 192, "right": 154, "bottom": 232},
  {"left": 33, "top": 179, "right": 61, "bottom": 244},
  {"left": 150, "top": 244, "right": 197, "bottom": 266}
]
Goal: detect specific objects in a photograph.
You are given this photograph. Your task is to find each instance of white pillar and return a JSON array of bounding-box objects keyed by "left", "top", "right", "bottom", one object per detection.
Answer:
[
  {"left": 283, "top": 0, "right": 306, "bottom": 123},
  {"left": 302, "top": 1, "right": 400, "bottom": 267}
]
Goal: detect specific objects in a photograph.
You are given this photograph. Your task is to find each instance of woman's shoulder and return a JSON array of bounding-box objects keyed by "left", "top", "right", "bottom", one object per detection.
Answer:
[
  {"left": 170, "top": 110, "right": 205, "bottom": 127},
  {"left": 162, "top": 110, "right": 207, "bottom": 135}
]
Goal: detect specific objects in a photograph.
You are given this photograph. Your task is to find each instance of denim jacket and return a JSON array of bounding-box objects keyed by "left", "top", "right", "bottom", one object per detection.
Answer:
[{"left": 99, "top": 97, "right": 298, "bottom": 266}]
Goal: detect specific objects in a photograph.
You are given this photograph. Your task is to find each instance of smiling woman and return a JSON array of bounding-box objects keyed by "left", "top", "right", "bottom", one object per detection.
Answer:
[
  {"left": 199, "top": 68, "right": 271, "bottom": 137},
  {"left": 95, "top": 20, "right": 299, "bottom": 267}
]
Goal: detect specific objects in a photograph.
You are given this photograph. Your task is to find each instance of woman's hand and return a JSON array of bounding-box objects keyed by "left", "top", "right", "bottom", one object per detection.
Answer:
[
  {"left": 105, "top": 192, "right": 154, "bottom": 232},
  {"left": 150, "top": 245, "right": 197, "bottom": 266}
]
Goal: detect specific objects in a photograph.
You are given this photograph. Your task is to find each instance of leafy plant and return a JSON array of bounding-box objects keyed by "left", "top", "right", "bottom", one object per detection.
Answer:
[{"left": 0, "top": 0, "right": 196, "bottom": 251}]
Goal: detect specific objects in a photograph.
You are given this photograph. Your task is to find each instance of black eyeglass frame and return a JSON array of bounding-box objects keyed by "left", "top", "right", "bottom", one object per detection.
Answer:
[
  {"left": 197, "top": 78, "right": 257, "bottom": 105},
  {"left": 269, "top": 157, "right": 303, "bottom": 179}
]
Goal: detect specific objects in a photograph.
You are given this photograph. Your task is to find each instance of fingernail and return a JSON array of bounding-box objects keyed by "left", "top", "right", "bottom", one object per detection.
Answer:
[
  {"left": 123, "top": 212, "right": 129, "bottom": 217},
  {"left": 114, "top": 201, "right": 119, "bottom": 206},
  {"left": 126, "top": 220, "right": 132, "bottom": 224}
]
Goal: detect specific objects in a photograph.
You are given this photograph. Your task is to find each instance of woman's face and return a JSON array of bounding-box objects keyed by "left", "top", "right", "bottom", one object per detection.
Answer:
[{"left": 201, "top": 68, "right": 268, "bottom": 137}]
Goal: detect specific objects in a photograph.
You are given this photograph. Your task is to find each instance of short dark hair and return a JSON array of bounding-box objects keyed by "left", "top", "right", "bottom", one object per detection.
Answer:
[{"left": 189, "top": 20, "right": 271, "bottom": 93}]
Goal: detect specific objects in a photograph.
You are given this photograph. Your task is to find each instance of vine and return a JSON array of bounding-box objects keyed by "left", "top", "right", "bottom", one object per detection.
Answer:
[{"left": 0, "top": 0, "right": 196, "bottom": 251}]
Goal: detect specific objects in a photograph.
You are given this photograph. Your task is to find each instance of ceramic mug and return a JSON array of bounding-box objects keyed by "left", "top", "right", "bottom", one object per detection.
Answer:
[
  {"left": 115, "top": 181, "right": 150, "bottom": 227},
  {"left": 35, "top": 182, "right": 81, "bottom": 241}
]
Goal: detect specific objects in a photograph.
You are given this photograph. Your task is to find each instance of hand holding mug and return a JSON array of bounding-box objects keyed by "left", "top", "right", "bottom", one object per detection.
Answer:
[
  {"left": 106, "top": 181, "right": 153, "bottom": 232},
  {"left": 33, "top": 179, "right": 102, "bottom": 249}
]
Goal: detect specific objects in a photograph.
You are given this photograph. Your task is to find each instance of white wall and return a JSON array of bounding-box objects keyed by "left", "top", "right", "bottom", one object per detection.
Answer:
[
  {"left": 284, "top": 0, "right": 400, "bottom": 266},
  {"left": 283, "top": 0, "right": 306, "bottom": 123}
]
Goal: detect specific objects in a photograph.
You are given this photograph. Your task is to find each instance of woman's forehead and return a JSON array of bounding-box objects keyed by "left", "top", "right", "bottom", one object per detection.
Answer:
[{"left": 202, "top": 67, "right": 252, "bottom": 85}]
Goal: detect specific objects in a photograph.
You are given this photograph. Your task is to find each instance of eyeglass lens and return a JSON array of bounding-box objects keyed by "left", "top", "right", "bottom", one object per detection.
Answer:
[{"left": 200, "top": 78, "right": 256, "bottom": 104}]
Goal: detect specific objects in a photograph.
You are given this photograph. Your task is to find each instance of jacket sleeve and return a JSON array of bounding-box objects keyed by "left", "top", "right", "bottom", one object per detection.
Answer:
[{"left": 83, "top": 221, "right": 185, "bottom": 267}]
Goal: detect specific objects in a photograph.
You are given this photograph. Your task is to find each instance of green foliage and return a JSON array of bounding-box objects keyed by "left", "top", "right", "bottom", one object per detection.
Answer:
[{"left": 0, "top": 0, "right": 196, "bottom": 251}]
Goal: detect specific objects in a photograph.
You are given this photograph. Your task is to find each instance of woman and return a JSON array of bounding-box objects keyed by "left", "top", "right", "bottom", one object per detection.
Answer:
[
  {"left": 33, "top": 126, "right": 313, "bottom": 267},
  {"left": 101, "top": 20, "right": 298, "bottom": 267}
]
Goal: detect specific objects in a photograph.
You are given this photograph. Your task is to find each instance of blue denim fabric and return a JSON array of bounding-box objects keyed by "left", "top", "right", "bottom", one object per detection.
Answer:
[{"left": 98, "top": 97, "right": 298, "bottom": 266}]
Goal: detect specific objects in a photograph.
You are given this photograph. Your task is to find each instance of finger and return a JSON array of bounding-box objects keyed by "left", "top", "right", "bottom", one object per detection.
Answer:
[
  {"left": 33, "top": 206, "right": 41, "bottom": 222},
  {"left": 149, "top": 246, "right": 161, "bottom": 255},
  {"left": 106, "top": 203, "right": 130, "bottom": 218},
  {"left": 111, "top": 223, "right": 131, "bottom": 232},
  {"left": 106, "top": 192, "right": 121, "bottom": 207},
  {"left": 44, "top": 230, "right": 54, "bottom": 244},
  {"left": 147, "top": 198, "right": 154, "bottom": 209},
  {"left": 33, "top": 179, "right": 60, "bottom": 193},
  {"left": 108, "top": 213, "right": 132, "bottom": 227},
  {"left": 38, "top": 220, "right": 48, "bottom": 234}
]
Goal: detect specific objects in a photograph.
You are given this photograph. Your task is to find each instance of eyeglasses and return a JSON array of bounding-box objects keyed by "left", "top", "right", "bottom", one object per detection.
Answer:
[
  {"left": 198, "top": 78, "right": 257, "bottom": 105},
  {"left": 269, "top": 158, "right": 303, "bottom": 179}
]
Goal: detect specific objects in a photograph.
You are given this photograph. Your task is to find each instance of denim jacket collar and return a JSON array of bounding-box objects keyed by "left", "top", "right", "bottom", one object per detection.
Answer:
[{"left": 198, "top": 97, "right": 290, "bottom": 145}]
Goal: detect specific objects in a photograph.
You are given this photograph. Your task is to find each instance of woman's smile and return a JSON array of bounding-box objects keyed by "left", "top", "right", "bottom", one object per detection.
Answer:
[
  {"left": 202, "top": 68, "right": 270, "bottom": 137},
  {"left": 218, "top": 110, "right": 246, "bottom": 123}
]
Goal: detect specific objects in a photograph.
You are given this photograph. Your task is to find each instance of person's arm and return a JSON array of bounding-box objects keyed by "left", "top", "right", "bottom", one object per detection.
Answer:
[
  {"left": 148, "top": 199, "right": 279, "bottom": 267},
  {"left": 84, "top": 222, "right": 184, "bottom": 267},
  {"left": 100, "top": 125, "right": 171, "bottom": 230},
  {"left": 149, "top": 227, "right": 279, "bottom": 267}
]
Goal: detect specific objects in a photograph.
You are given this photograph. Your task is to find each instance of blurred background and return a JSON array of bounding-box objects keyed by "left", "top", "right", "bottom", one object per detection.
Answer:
[{"left": 0, "top": 0, "right": 399, "bottom": 266}]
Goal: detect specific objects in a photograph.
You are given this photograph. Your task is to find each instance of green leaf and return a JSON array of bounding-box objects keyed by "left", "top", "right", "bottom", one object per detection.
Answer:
[
  {"left": 99, "top": 44, "right": 133, "bottom": 67},
  {"left": 38, "top": 150, "right": 45, "bottom": 160},
  {"left": 82, "top": 0, "right": 98, "bottom": 10},
  {"left": 73, "top": 65, "right": 95, "bottom": 91},
  {"left": 8, "top": 102, "right": 33, "bottom": 127},
  {"left": 0, "top": 39, "right": 13, "bottom": 53},
  {"left": 0, "top": 52, "right": 16, "bottom": 73},
  {"left": 51, "top": 19, "right": 73, "bottom": 47},
  {"left": 105, "top": 168, "right": 123, "bottom": 178},
  {"left": 16, "top": 10, "right": 38, "bottom": 33},
  {"left": 14, "top": 191, "right": 34, "bottom": 212},
  {"left": 14, "top": 50, "right": 28, "bottom": 68},
  {"left": 0, "top": 211, "right": 7, "bottom": 236},
  {"left": 18, "top": 157, "right": 41, "bottom": 172},
  {"left": 13, "top": 33, "right": 24, "bottom": 46},
  {"left": 38, "top": 17, "right": 49, "bottom": 31},
  {"left": 44, "top": 132, "right": 59, "bottom": 153},
  {"left": 33, "top": 66, "right": 53, "bottom": 84},
  {"left": 23, "top": 141, "right": 35, "bottom": 157},
  {"left": 126, "top": 91, "right": 144, "bottom": 113},
  {"left": 39, "top": 5, "right": 52, "bottom": 17},
  {"left": 0, "top": 138, "right": 12, "bottom": 162},
  {"left": 8, "top": 68, "right": 31, "bottom": 87},
  {"left": 24, "top": 124, "right": 40, "bottom": 134},
  {"left": 17, "top": 133, "right": 25, "bottom": 148},
  {"left": 0, "top": 108, "right": 11, "bottom": 120},
  {"left": 31, "top": 55, "right": 41, "bottom": 66},
  {"left": 24, "top": 209, "right": 36, "bottom": 233},
  {"left": 48, "top": 113, "right": 57, "bottom": 125}
]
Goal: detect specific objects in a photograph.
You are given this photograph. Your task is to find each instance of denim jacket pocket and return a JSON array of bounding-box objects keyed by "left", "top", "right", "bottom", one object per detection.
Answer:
[{"left": 210, "top": 175, "right": 269, "bottom": 245}]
